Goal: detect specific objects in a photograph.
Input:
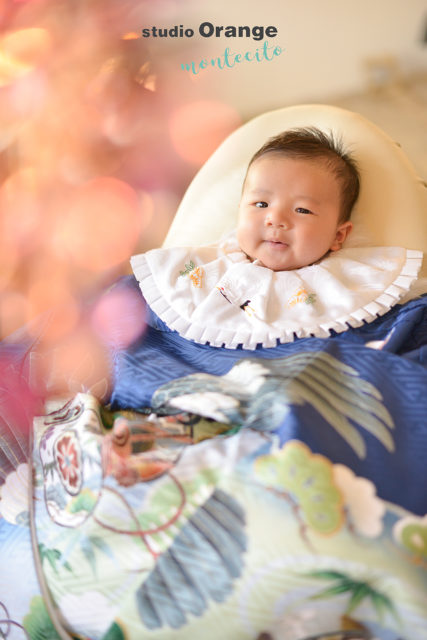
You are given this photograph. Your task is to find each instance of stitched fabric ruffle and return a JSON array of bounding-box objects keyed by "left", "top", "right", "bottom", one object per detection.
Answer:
[{"left": 131, "top": 235, "right": 423, "bottom": 350}]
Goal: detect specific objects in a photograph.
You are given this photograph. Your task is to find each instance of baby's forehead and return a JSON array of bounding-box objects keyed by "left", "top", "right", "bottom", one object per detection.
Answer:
[
  {"left": 249, "top": 152, "right": 332, "bottom": 170},
  {"left": 244, "top": 153, "right": 337, "bottom": 185}
]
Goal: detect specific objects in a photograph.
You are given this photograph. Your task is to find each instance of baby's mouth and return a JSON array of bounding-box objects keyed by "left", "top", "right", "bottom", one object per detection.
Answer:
[{"left": 265, "top": 239, "right": 288, "bottom": 248}]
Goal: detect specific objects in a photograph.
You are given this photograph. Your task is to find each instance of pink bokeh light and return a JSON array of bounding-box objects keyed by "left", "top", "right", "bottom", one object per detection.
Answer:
[
  {"left": 169, "top": 99, "right": 241, "bottom": 166},
  {"left": 91, "top": 285, "right": 146, "bottom": 349}
]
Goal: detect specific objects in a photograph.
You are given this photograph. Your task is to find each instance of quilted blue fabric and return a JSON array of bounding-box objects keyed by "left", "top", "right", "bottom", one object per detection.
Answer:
[{"left": 109, "top": 276, "right": 427, "bottom": 515}]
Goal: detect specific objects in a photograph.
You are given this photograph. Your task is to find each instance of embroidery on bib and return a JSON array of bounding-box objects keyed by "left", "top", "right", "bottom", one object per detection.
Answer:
[
  {"left": 216, "top": 286, "right": 255, "bottom": 316},
  {"left": 288, "top": 288, "right": 317, "bottom": 308},
  {"left": 179, "top": 260, "right": 195, "bottom": 276},
  {"left": 189, "top": 267, "right": 204, "bottom": 288},
  {"left": 179, "top": 260, "right": 204, "bottom": 288}
]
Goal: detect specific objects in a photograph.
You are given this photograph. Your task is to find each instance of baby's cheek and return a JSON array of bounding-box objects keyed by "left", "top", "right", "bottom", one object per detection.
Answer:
[
  {"left": 236, "top": 224, "right": 255, "bottom": 258},
  {"left": 236, "top": 223, "right": 247, "bottom": 246}
]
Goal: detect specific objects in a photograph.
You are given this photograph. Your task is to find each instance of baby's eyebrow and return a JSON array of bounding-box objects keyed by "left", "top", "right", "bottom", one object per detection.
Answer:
[
  {"left": 247, "top": 188, "right": 272, "bottom": 195},
  {"left": 294, "top": 194, "right": 321, "bottom": 204}
]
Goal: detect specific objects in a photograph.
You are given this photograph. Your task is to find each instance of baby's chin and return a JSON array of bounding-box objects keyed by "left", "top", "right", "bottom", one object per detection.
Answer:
[
  {"left": 246, "top": 254, "right": 301, "bottom": 271},
  {"left": 247, "top": 244, "right": 335, "bottom": 271},
  {"left": 243, "top": 246, "right": 298, "bottom": 271},
  {"left": 261, "top": 260, "right": 300, "bottom": 272},
  {"left": 250, "top": 253, "right": 326, "bottom": 272}
]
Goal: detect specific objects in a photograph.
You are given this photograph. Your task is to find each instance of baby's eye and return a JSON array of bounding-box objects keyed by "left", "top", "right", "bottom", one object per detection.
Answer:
[
  {"left": 254, "top": 201, "right": 268, "bottom": 208},
  {"left": 296, "top": 207, "right": 312, "bottom": 215}
]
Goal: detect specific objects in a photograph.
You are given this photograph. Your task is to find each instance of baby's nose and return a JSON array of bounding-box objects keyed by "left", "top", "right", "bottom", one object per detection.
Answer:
[{"left": 265, "top": 208, "right": 290, "bottom": 228}]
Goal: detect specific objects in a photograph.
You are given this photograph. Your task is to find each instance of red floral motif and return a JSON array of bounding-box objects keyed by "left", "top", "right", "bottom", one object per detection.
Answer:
[{"left": 54, "top": 431, "right": 82, "bottom": 495}]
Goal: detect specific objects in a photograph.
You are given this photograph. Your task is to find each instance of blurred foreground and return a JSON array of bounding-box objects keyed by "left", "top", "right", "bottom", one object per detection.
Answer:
[{"left": 0, "top": 0, "right": 240, "bottom": 410}]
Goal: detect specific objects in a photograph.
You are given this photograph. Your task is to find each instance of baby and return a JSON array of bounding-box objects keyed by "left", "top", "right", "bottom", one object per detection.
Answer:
[
  {"left": 237, "top": 127, "right": 359, "bottom": 271},
  {"left": 131, "top": 127, "right": 417, "bottom": 349}
]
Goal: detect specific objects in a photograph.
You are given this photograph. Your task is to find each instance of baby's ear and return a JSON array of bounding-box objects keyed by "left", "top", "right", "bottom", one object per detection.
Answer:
[{"left": 330, "top": 221, "right": 353, "bottom": 252}]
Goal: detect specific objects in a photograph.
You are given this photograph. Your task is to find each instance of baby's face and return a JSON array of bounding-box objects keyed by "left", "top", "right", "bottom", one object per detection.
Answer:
[{"left": 237, "top": 155, "right": 353, "bottom": 271}]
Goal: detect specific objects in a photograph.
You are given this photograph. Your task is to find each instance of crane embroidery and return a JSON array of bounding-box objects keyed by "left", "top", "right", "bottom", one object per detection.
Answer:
[{"left": 216, "top": 285, "right": 255, "bottom": 316}]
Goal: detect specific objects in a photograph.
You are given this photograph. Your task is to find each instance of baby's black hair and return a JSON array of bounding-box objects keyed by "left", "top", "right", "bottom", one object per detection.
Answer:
[{"left": 247, "top": 127, "right": 360, "bottom": 222}]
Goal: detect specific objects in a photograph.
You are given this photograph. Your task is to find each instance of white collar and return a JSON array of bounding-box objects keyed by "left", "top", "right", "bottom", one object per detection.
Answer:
[{"left": 131, "top": 233, "right": 422, "bottom": 350}]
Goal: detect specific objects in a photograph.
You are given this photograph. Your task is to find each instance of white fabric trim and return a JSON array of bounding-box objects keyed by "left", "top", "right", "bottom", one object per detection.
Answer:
[{"left": 131, "top": 234, "right": 423, "bottom": 350}]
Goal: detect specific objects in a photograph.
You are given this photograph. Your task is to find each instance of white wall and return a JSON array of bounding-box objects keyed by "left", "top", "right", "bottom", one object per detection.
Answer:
[{"left": 143, "top": 0, "right": 427, "bottom": 118}]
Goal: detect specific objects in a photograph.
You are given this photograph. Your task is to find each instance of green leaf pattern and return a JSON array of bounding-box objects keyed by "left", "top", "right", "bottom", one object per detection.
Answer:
[
  {"left": 255, "top": 441, "right": 344, "bottom": 535},
  {"left": 307, "top": 570, "right": 400, "bottom": 625}
]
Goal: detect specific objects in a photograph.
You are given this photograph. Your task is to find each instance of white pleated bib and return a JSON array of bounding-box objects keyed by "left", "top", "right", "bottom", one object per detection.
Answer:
[{"left": 131, "top": 233, "right": 422, "bottom": 350}]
